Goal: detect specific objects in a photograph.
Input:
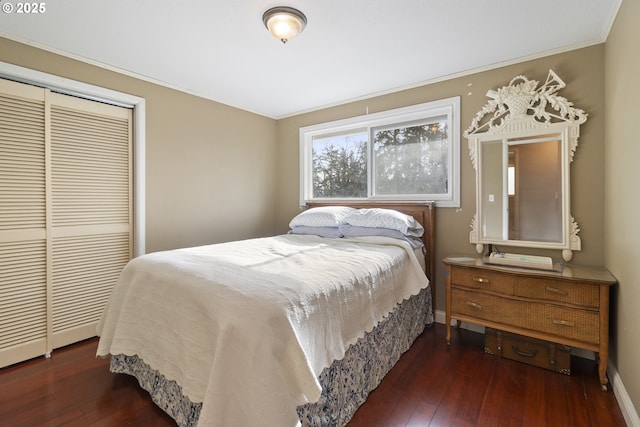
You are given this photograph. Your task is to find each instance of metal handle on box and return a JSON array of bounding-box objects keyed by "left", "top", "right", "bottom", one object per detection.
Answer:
[
  {"left": 473, "top": 277, "right": 489, "bottom": 284},
  {"left": 512, "top": 345, "right": 537, "bottom": 358}
]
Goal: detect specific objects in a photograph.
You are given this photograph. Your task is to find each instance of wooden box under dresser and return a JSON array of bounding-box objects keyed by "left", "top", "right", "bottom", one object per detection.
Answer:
[{"left": 443, "top": 257, "right": 616, "bottom": 390}]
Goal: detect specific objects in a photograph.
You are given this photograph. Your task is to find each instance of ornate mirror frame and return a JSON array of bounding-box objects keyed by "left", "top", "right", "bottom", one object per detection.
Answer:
[{"left": 465, "top": 70, "right": 587, "bottom": 261}]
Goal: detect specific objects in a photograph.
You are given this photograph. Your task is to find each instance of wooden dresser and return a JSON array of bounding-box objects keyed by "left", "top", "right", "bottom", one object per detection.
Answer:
[{"left": 443, "top": 257, "right": 616, "bottom": 390}]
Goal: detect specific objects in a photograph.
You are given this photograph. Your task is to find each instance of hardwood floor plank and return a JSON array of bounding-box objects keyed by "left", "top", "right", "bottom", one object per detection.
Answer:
[
  {"left": 405, "top": 399, "right": 438, "bottom": 426},
  {"left": 0, "top": 324, "right": 627, "bottom": 427},
  {"left": 520, "top": 358, "right": 546, "bottom": 427}
]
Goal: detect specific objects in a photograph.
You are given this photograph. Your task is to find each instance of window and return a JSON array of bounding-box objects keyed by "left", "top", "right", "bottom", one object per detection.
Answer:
[{"left": 300, "top": 97, "right": 460, "bottom": 207}]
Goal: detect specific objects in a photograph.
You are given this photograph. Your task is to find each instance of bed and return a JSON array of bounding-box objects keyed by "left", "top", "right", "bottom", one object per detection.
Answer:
[{"left": 96, "top": 201, "right": 435, "bottom": 427}]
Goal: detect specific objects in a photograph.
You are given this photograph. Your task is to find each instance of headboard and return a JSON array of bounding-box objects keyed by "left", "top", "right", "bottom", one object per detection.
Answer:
[{"left": 306, "top": 201, "right": 436, "bottom": 304}]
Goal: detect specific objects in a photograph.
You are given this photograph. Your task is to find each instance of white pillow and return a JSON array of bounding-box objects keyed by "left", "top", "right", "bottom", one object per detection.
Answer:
[
  {"left": 341, "top": 208, "right": 424, "bottom": 237},
  {"left": 289, "top": 206, "right": 357, "bottom": 228}
]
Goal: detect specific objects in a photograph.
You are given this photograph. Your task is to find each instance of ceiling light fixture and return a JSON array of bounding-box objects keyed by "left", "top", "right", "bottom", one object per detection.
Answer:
[{"left": 262, "top": 6, "right": 307, "bottom": 44}]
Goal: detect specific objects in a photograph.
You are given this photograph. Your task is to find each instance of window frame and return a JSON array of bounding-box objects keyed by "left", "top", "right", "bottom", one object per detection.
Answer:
[{"left": 299, "top": 97, "right": 460, "bottom": 207}]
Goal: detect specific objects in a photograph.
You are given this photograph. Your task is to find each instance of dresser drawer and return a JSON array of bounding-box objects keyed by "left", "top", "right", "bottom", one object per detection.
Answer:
[
  {"left": 451, "top": 288, "right": 517, "bottom": 324},
  {"left": 522, "top": 304, "right": 600, "bottom": 345},
  {"left": 451, "top": 288, "right": 600, "bottom": 344},
  {"left": 515, "top": 276, "right": 599, "bottom": 308},
  {"left": 451, "top": 267, "right": 514, "bottom": 295}
]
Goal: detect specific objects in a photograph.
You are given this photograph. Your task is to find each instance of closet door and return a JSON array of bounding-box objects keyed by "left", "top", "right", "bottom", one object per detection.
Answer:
[
  {"left": 0, "top": 79, "right": 47, "bottom": 367},
  {"left": 49, "top": 93, "right": 132, "bottom": 349},
  {"left": 0, "top": 79, "right": 132, "bottom": 367}
]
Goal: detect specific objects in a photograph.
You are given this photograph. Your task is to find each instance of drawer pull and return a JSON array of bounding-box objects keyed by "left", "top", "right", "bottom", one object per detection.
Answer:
[
  {"left": 512, "top": 345, "right": 537, "bottom": 358},
  {"left": 546, "top": 286, "right": 568, "bottom": 296},
  {"left": 473, "top": 277, "right": 490, "bottom": 284},
  {"left": 552, "top": 319, "right": 575, "bottom": 327},
  {"left": 466, "top": 301, "right": 483, "bottom": 310}
]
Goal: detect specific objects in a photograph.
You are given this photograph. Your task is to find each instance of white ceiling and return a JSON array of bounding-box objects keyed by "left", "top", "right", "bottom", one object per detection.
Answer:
[{"left": 0, "top": 0, "right": 621, "bottom": 119}]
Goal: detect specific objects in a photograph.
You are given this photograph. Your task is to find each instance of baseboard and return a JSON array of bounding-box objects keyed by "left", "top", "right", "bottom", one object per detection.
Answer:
[
  {"left": 434, "top": 309, "right": 640, "bottom": 426},
  {"left": 609, "top": 359, "right": 640, "bottom": 427}
]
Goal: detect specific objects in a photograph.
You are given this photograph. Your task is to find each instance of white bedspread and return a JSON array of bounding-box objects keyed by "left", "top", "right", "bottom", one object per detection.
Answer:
[{"left": 96, "top": 234, "right": 429, "bottom": 427}]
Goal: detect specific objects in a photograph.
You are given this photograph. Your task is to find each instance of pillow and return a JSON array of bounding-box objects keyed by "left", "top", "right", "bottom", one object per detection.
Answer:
[
  {"left": 288, "top": 226, "right": 342, "bottom": 238},
  {"left": 289, "top": 206, "right": 357, "bottom": 228},
  {"left": 339, "top": 224, "right": 424, "bottom": 248},
  {"left": 341, "top": 208, "right": 424, "bottom": 237}
]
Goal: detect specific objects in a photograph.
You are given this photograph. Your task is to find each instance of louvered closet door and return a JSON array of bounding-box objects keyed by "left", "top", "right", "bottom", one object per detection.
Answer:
[
  {"left": 0, "top": 79, "right": 132, "bottom": 367},
  {"left": 0, "top": 79, "right": 47, "bottom": 367},
  {"left": 49, "top": 93, "right": 132, "bottom": 349}
]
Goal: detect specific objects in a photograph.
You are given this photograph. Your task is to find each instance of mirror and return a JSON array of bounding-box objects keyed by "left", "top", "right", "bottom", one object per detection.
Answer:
[
  {"left": 465, "top": 70, "right": 587, "bottom": 261},
  {"left": 481, "top": 133, "right": 563, "bottom": 243}
]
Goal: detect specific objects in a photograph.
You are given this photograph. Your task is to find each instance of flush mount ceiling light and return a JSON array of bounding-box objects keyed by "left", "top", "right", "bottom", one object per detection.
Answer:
[{"left": 262, "top": 6, "right": 307, "bottom": 44}]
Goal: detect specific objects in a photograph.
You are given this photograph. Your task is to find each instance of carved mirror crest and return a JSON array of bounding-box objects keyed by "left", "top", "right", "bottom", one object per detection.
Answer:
[{"left": 465, "top": 70, "right": 587, "bottom": 261}]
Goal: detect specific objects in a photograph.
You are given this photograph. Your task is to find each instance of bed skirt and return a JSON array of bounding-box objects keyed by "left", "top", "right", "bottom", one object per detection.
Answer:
[{"left": 109, "top": 286, "right": 433, "bottom": 427}]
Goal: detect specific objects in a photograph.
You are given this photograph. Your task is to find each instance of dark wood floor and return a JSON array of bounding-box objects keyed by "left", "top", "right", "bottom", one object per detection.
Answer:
[{"left": 0, "top": 324, "right": 626, "bottom": 427}]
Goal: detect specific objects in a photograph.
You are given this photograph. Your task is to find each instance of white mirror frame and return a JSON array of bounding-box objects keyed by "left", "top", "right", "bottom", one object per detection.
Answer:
[{"left": 464, "top": 70, "right": 587, "bottom": 261}]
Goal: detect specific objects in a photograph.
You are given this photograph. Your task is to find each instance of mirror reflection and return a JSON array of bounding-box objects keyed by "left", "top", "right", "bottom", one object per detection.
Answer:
[{"left": 481, "top": 134, "right": 563, "bottom": 243}]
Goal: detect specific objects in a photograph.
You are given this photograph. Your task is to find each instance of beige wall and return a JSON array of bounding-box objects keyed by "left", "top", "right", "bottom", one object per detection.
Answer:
[
  {"left": 277, "top": 45, "right": 606, "bottom": 312},
  {"left": 0, "top": 37, "right": 279, "bottom": 253},
  {"left": 605, "top": 0, "right": 640, "bottom": 418}
]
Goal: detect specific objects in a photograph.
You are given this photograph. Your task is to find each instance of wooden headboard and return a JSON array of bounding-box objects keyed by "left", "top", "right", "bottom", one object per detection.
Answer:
[{"left": 306, "top": 201, "right": 436, "bottom": 304}]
